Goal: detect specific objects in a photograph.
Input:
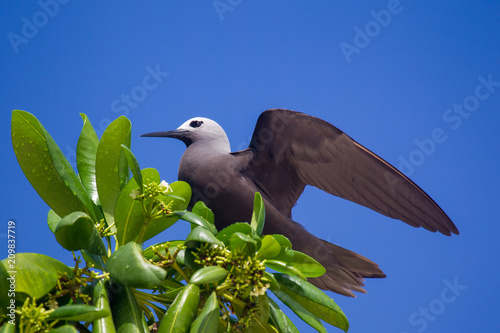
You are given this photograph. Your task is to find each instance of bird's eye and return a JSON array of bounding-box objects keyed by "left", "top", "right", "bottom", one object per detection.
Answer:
[{"left": 190, "top": 120, "right": 204, "bottom": 128}]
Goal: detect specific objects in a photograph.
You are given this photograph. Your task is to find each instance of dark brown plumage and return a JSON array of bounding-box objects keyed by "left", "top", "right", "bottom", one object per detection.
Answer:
[{"left": 142, "top": 109, "right": 458, "bottom": 296}]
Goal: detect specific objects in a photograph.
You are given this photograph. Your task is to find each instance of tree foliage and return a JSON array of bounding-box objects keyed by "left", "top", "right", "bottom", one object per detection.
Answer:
[{"left": 1, "top": 111, "right": 349, "bottom": 332}]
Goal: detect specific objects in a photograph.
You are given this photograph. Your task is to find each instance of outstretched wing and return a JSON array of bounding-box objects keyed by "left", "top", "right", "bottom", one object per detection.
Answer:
[{"left": 242, "top": 109, "right": 458, "bottom": 235}]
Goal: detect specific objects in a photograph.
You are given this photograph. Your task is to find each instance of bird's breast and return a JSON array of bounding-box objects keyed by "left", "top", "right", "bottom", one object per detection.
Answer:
[{"left": 178, "top": 151, "right": 257, "bottom": 228}]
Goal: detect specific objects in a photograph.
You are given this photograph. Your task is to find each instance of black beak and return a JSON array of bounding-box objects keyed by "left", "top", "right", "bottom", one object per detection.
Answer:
[
  {"left": 141, "top": 129, "right": 192, "bottom": 146},
  {"left": 141, "top": 129, "right": 186, "bottom": 138}
]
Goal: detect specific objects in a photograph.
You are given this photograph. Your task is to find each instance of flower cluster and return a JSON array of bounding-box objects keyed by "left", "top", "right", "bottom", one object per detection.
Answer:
[
  {"left": 48, "top": 257, "right": 103, "bottom": 305},
  {"left": 16, "top": 298, "right": 57, "bottom": 333},
  {"left": 225, "top": 252, "right": 268, "bottom": 299},
  {"left": 95, "top": 218, "right": 115, "bottom": 237},
  {"left": 140, "top": 179, "right": 172, "bottom": 198},
  {"left": 130, "top": 179, "right": 175, "bottom": 219},
  {"left": 192, "top": 243, "right": 270, "bottom": 329},
  {"left": 193, "top": 243, "right": 229, "bottom": 267},
  {"left": 149, "top": 242, "right": 186, "bottom": 268},
  {"left": 13, "top": 257, "right": 105, "bottom": 332}
]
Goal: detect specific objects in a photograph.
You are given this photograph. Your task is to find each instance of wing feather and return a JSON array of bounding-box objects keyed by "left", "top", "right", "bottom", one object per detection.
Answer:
[{"left": 244, "top": 109, "right": 458, "bottom": 235}]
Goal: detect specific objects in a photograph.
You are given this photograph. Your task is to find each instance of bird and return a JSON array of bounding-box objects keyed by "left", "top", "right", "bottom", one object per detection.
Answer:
[{"left": 142, "top": 109, "right": 459, "bottom": 297}]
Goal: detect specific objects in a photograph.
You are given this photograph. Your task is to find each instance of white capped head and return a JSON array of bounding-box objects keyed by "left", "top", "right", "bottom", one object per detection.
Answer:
[{"left": 142, "top": 116, "right": 230, "bottom": 152}]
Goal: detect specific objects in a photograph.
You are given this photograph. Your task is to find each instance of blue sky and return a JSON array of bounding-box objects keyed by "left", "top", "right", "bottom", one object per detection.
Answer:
[{"left": 1, "top": 1, "right": 500, "bottom": 332}]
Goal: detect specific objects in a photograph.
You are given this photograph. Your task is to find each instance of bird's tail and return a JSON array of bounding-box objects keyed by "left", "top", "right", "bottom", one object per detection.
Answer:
[
  {"left": 302, "top": 238, "right": 386, "bottom": 297},
  {"left": 263, "top": 212, "right": 386, "bottom": 296}
]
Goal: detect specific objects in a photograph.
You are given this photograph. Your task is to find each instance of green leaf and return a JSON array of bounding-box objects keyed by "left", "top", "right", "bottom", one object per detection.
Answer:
[
  {"left": 82, "top": 249, "right": 106, "bottom": 270},
  {"left": 245, "top": 296, "right": 275, "bottom": 333},
  {"left": 37, "top": 114, "right": 97, "bottom": 220},
  {"left": 272, "top": 249, "right": 295, "bottom": 266},
  {"left": 166, "top": 182, "right": 192, "bottom": 211},
  {"left": 265, "top": 260, "right": 306, "bottom": 280},
  {"left": 192, "top": 201, "right": 214, "bottom": 225},
  {"left": 51, "top": 327, "right": 78, "bottom": 333},
  {"left": 172, "top": 211, "right": 217, "bottom": 234},
  {"left": 158, "top": 284, "right": 200, "bottom": 333},
  {"left": 271, "top": 234, "right": 292, "bottom": 248},
  {"left": 262, "top": 271, "right": 280, "bottom": 291},
  {"left": 264, "top": 241, "right": 325, "bottom": 278},
  {"left": 287, "top": 251, "right": 325, "bottom": 278},
  {"left": 268, "top": 297, "right": 300, "bottom": 333},
  {"left": 244, "top": 296, "right": 275, "bottom": 333},
  {"left": 105, "top": 242, "right": 166, "bottom": 289},
  {"left": 47, "top": 209, "right": 61, "bottom": 233},
  {"left": 267, "top": 235, "right": 294, "bottom": 263},
  {"left": 189, "top": 291, "right": 218, "bottom": 333},
  {"left": 229, "top": 232, "right": 257, "bottom": 257},
  {"left": 114, "top": 169, "right": 150, "bottom": 246},
  {"left": 273, "top": 273, "right": 349, "bottom": 332},
  {"left": 1, "top": 253, "right": 72, "bottom": 301},
  {"left": 251, "top": 234, "right": 262, "bottom": 253},
  {"left": 257, "top": 294, "right": 270, "bottom": 324},
  {"left": 272, "top": 290, "right": 326, "bottom": 333},
  {"left": 175, "top": 249, "right": 201, "bottom": 272},
  {"left": 148, "top": 286, "right": 185, "bottom": 303},
  {"left": 54, "top": 211, "right": 106, "bottom": 255},
  {"left": 257, "top": 235, "right": 281, "bottom": 260},
  {"left": 92, "top": 280, "right": 116, "bottom": 333},
  {"left": 110, "top": 284, "right": 149, "bottom": 333},
  {"left": 216, "top": 223, "right": 253, "bottom": 245},
  {"left": 244, "top": 321, "right": 276, "bottom": 333},
  {"left": 76, "top": 113, "right": 100, "bottom": 206},
  {"left": 49, "top": 326, "right": 78, "bottom": 333},
  {"left": 186, "top": 226, "right": 223, "bottom": 248},
  {"left": 96, "top": 116, "right": 131, "bottom": 231},
  {"left": 11, "top": 110, "right": 94, "bottom": 220},
  {"left": 0, "top": 323, "right": 15, "bottom": 333},
  {"left": 251, "top": 192, "right": 265, "bottom": 235},
  {"left": 189, "top": 266, "right": 228, "bottom": 285},
  {"left": 48, "top": 304, "right": 110, "bottom": 322},
  {"left": 121, "top": 144, "right": 142, "bottom": 192}
]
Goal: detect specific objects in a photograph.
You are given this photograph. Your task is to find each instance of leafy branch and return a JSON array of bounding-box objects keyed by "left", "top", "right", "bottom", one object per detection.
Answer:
[{"left": 0, "top": 110, "right": 349, "bottom": 333}]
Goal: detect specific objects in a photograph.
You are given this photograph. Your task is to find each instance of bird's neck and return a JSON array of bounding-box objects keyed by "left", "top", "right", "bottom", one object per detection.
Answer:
[
  {"left": 180, "top": 139, "right": 230, "bottom": 168},
  {"left": 178, "top": 140, "right": 231, "bottom": 184},
  {"left": 189, "top": 138, "right": 231, "bottom": 155}
]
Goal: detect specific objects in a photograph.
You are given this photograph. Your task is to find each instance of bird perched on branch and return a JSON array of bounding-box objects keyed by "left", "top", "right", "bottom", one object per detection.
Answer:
[{"left": 142, "top": 109, "right": 458, "bottom": 297}]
